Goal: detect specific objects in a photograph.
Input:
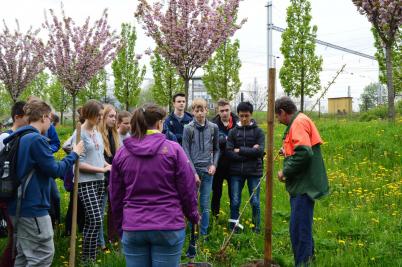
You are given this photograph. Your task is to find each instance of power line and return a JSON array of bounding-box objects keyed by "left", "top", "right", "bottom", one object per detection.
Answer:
[{"left": 271, "top": 25, "right": 376, "bottom": 60}]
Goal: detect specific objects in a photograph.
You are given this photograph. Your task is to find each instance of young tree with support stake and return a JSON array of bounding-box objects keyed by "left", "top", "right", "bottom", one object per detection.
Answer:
[
  {"left": 43, "top": 7, "right": 119, "bottom": 267},
  {"left": 352, "top": 0, "right": 401, "bottom": 121},
  {"left": 0, "top": 21, "right": 46, "bottom": 103},
  {"left": 135, "top": 0, "right": 246, "bottom": 109},
  {"left": 43, "top": 7, "right": 120, "bottom": 128},
  {"left": 279, "top": 0, "right": 323, "bottom": 112}
]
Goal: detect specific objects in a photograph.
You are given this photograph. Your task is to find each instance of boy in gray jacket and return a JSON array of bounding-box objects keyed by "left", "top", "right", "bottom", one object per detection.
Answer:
[{"left": 183, "top": 98, "right": 219, "bottom": 238}]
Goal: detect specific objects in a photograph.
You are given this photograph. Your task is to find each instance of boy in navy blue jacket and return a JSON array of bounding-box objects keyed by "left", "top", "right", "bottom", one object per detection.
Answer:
[
  {"left": 163, "top": 93, "right": 193, "bottom": 145},
  {"left": 4, "top": 100, "right": 84, "bottom": 267}
]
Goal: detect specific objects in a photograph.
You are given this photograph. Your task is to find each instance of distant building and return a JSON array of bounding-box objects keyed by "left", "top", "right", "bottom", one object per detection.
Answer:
[
  {"left": 328, "top": 97, "right": 353, "bottom": 114},
  {"left": 190, "top": 77, "right": 215, "bottom": 109}
]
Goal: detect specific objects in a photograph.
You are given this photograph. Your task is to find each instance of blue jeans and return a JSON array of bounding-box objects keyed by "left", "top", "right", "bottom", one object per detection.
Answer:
[
  {"left": 230, "top": 176, "right": 261, "bottom": 231},
  {"left": 193, "top": 171, "right": 213, "bottom": 236},
  {"left": 122, "top": 229, "right": 185, "bottom": 267},
  {"left": 290, "top": 194, "right": 315, "bottom": 266}
]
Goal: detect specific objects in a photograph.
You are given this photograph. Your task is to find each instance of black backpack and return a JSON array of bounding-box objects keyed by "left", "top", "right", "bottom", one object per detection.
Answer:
[{"left": 0, "top": 130, "right": 35, "bottom": 200}]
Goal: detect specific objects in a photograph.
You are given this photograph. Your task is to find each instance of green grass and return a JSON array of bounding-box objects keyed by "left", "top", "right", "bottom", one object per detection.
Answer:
[{"left": 1, "top": 119, "right": 401, "bottom": 267}]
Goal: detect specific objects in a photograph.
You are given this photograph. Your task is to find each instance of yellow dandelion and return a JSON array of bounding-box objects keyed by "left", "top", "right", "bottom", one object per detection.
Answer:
[{"left": 338, "top": 239, "right": 346, "bottom": 245}]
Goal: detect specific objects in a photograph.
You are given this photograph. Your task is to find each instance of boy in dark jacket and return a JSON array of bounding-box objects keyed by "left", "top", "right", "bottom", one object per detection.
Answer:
[
  {"left": 211, "top": 99, "right": 238, "bottom": 218},
  {"left": 4, "top": 100, "right": 84, "bottom": 267},
  {"left": 227, "top": 102, "right": 265, "bottom": 233},
  {"left": 163, "top": 93, "right": 193, "bottom": 145}
]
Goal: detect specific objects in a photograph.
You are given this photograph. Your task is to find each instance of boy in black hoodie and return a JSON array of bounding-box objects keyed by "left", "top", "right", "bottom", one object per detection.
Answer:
[
  {"left": 211, "top": 99, "right": 238, "bottom": 218},
  {"left": 226, "top": 102, "right": 265, "bottom": 233}
]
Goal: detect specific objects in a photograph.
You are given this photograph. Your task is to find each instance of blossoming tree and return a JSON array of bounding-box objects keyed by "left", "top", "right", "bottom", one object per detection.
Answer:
[
  {"left": 43, "top": 7, "right": 120, "bottom": 127},
  {"left": 0, "top": 22, "right": 46, "bottom": 102},
  {"left": 135, "top": 0, "right": 246, "bottom": 107}
]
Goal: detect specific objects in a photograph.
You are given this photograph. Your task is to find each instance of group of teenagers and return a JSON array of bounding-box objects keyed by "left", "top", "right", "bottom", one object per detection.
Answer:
[{"left": 0, "top": 92, "right": 328, "bottom": 267}]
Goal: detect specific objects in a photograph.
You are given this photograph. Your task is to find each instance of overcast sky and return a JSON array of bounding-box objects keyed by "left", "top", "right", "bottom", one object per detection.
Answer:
[{"left": 0, "top": 0, "right": 380, "bottom": 110}]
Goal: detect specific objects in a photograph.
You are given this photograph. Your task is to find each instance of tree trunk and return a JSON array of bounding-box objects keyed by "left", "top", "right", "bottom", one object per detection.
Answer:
[
  {"left": 168, "top": 76, "right": 172, "bottom": 113},
  {"left": 300, "top": 67, "right": 305, "bottom": 112},
  {"left": 61, "top": 86, "right": 65, "bottom": 125},
  {"left": 184, "top": 78, "right": 190, "bottom": 110},
  {"left": 385, "top": 44, "right": 395, "bottom": 122},
  {"left": 126, "top": 101, "right": 129, "bottom": 111},
  {"left": 72, "top": 94, "right": 76, "bottom": 129}
]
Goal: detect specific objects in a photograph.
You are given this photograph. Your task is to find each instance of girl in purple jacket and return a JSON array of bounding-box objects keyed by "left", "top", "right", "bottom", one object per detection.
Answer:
[{"left": 109, "top": 104, "right": 199, "bottom": 267}]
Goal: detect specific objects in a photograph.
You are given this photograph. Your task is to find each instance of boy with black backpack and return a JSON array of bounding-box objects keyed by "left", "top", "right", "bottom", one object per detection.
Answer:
[
  {"left": 0, "top": 101, "right": 27, "bottom": 267},
  {"left": 0, "top": 100, "right": 84, "bottom": 267},
  {"left": 182, "top": 98, "right": 220, "bottom": 241}
]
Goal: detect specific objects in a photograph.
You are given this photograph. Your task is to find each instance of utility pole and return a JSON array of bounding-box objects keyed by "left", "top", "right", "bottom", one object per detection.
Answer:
[{"left": 267, "top": 1, "right": 273, "bottom": 70}]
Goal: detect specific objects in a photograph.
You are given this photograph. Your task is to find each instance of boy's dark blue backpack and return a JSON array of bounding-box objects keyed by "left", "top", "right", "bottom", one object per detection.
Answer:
[{"left": 0, "top": 130, "right": 35, "bottom": 200}]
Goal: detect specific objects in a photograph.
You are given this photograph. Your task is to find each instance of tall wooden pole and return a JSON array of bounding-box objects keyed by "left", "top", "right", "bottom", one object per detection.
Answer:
[
  {"left": 264, "top": 68, "right": 276, "bottom": 267},
  {"left": 69, "top": 122, "right": 81, "bottom": 267}
]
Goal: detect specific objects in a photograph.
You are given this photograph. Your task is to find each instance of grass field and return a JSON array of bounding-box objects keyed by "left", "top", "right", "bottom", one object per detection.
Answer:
[{"left": 1, "top": 117, "right": 401, "bottom": 267}]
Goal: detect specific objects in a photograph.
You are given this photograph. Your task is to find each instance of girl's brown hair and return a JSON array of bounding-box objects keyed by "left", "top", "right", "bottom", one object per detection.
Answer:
[
  {"left": 98, "top": 104, "right": 120, "bottom": 157},
  {"left": 81, "top": 100, "right": 103, "bottom": 120},
  {"left": 131, "top": 104, "right": 166, "bottom": 139}
]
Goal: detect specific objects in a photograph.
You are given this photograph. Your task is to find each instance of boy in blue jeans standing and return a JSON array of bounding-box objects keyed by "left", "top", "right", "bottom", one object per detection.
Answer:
[{"left": 183, "top": 98, "right": 219, "bottom": 240}]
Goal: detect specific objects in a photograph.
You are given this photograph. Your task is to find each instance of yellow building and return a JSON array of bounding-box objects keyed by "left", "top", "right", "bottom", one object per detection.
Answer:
[{"left": 328, "top": 97, "right": 352, "bottom": 114}]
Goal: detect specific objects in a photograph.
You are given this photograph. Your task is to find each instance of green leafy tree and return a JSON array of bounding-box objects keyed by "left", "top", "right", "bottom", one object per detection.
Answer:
[
  {"left": 279, "top": 0, "right": 323, "bottom": 112},
  {"left": 112, "top": 23, "right": 146, "bottom": 111},
  {"left": 0, "top": 83, "right": 13, "bottom": 119},
  {"left": 20, "top": 71, "right": 50, "bottom": 101},
  {"left": 359, "top": 82, "right": 386, "bottom": 112},
  {"left": 150, "top": 51, "right": 184, "bottom": 112},
  {"left": 372, "top": 28, "right": 401, "bottom": 96},
  {"left": 77, "top": 69, "right": 108, "bottom": 106},
  {"left": 202, "top": 38, "right": 241, "bottom": 102},
  {"left": 47, "top": 78, "right": 72, "bottom": 125}
]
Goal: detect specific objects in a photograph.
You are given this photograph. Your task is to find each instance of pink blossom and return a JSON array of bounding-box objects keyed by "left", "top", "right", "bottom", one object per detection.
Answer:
[
  {"left": 135, "top": 0, "right": 246, "bottom": 80},
  {"left": 352, "top": 0, "right": 401, "bottom": 46},
  {"left": 43, "top": 7, "right": 121, "bottom": 96},
  {"left": 0, "top": 20, "right": 46, "bottom": 102}
]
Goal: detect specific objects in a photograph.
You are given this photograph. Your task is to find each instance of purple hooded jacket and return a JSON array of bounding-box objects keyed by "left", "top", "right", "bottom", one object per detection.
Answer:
[{"left": 109, "top": 132, "right": 199, "bottom": 234}]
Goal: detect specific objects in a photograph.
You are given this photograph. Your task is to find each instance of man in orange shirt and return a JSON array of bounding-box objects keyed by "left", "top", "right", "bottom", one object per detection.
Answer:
[{"left": 276, "top": 97, "right": 329, "bottom": 266}]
